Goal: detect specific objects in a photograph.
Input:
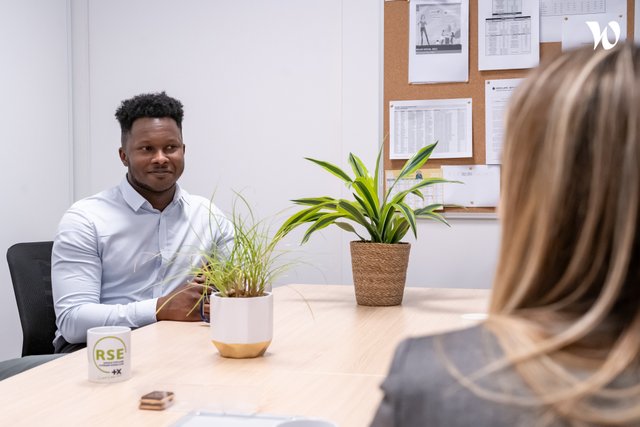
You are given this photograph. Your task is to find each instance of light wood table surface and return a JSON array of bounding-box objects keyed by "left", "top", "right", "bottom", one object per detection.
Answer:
[{"left": 0, "top": 284, "right": 489, "bottom": 427}]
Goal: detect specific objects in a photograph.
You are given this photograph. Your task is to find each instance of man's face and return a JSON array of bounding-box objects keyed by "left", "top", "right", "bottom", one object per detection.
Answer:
[{"left": 119, "top": 117, "right": 185, "bottom": 197}]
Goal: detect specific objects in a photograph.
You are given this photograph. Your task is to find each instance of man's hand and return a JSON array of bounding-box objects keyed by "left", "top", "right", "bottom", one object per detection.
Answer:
[{"left": 156, "top": 277, "right": 209, "bottom": 321}]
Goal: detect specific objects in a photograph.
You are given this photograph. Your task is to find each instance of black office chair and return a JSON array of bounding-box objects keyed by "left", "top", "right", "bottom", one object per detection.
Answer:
[{"left": 6, "top": 241, "right": 57, "bottom": 356}]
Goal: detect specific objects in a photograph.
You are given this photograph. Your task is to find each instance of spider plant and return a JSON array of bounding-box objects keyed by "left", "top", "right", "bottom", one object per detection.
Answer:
[
  {"left": 277, "top": 142, "right": 454, "bottom": 244},
  {"left": 194, "top": 193, "right": 291, "bottom": 297}
]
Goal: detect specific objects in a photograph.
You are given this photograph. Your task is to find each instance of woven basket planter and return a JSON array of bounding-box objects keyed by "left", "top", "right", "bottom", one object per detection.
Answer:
[{"left": 350, "top": 241, "right": 411, "bottom": 306}]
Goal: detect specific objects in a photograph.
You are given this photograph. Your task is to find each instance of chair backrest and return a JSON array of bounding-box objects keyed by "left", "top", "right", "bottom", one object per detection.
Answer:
[{"left": 6, "top": 241, "right": 56, "bottom": 356}]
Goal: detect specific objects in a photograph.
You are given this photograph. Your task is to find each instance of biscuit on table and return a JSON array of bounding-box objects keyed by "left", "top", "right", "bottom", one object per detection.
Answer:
[{"left": 139, "top": 391, "right": 174, "bottom": 411}]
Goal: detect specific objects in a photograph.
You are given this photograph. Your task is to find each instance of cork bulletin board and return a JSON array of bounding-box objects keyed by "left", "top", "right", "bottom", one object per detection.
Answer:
[{"left": 383, "top": 0, "right": 635, "bottom": 215}]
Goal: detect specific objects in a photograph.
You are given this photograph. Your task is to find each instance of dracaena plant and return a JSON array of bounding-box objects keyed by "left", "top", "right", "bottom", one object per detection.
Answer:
[{"left": 277, "top": 142, "right": 453, "bottom": 244}]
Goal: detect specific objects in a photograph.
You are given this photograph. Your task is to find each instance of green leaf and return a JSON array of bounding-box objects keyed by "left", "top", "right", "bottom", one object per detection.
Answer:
[
  {"left": 389, "top": 219, "right": 410, "bottom": 243},
  {"left": 378, "top": 203, "right": 396, "bottom": 242},
  {"left": 389, "top": 178, "right": 451, "bottom": 206},
  {"left": 335, "top": 221, "right": 366, "bottom": 241},
  {"left": 276, "top": 205, "right": 322, "bottom": 238},
  {"left": 373, "top": 142, "right": 384, "bottom": 196},
  {"left": 291, "top": 196, "right": 338, "bottom": 207},
  {"left": 301, "top": 212, "right": 345, "bottom": 243},
  {"left": 444, "top": 203, "right": 465, "bottom": 209},
  {"left": 410, "top": 189, "right": 424, "bottom": 200},
  {"left": 348, "top": 153, "right": 369, "bottom": 179},
  {"left": 384, "top": 143, "right": 438, "bottom": 203},
  {"left": 306, "top": 158, "right": 352, "bottom": 184},
  {"left": 352, "top": 178, "right": 379, "bottom": 220},
  {"left": 337, "top": 200, "right": 380, "bottom": 241},
  {"left": 396, "top": 143, "right": 437, "bottom": 180},
  {"left": 349, "top": 153, "right": 379, "bottom": 209},
  {"left": 396, "top": 202, "right": 417, "bottom": 239},
  {"left": 417, "top": 211, "right": 450, "bottom": 227},
  {"left": 335, "top": 221, "right": 357, "bottom": 233},
  {"left": 337, "top": 200, "right": 368, "bottom": 224},
  {"left": 414, "top": 203, "right": 444, "bottom": 215},
  {"left": 353, "top": 193, "right": 377, "bottom": 226}
]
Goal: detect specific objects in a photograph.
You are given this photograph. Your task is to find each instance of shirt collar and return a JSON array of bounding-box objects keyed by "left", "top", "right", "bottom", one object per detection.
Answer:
[{"left": 119, "top": 176, "right": 186, "bottom": 212}]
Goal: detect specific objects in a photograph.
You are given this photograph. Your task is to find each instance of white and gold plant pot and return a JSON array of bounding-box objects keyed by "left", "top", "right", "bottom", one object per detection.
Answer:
[{"left": 210, "top": 292, "right": 273, "bottom": 359}]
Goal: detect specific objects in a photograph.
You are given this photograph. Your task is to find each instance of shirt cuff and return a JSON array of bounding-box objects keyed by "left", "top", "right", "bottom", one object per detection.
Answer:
[{"left": 138, "top": 298, "right": 159, "bottom": 325}]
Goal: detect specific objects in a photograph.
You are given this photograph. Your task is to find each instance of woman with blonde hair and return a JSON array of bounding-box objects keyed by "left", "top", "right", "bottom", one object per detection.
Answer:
[{"left": 371, "top": 43, "right": 640, "bottom": 426}]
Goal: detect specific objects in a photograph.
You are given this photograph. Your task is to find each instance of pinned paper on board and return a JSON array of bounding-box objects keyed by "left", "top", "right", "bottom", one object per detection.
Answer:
[
  {"left": 540, "top": 0, "right": 626, "bottom": 42},
  {"left": 409, "top": 0, "right": 470, "bottom": 83},
  {"left": 478, "top": 0, "right": 540, "bottom": 71},
  {"left": 561, "top": 12, "right": 626, "bottom": 51},
  {"left": 485, "top": 78, "right": 523, "bottom": 165},
  {"left": 385, "top": 168, "right": 444, "bottom": 210},
  {"left": 442, "top": 165, "right": 500, "bottom": 207},
  {"left": 389, "top": 98, "right": 473, "bottom": 160}
]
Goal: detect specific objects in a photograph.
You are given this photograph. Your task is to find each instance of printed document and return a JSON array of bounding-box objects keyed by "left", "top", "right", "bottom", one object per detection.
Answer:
[
  {"left": 442, "top": 165, "right": 501, "bottom": 207},
  {"left": 385, "top": 168, "right": 444, "bottom": 210},
  {"left": 390, "top": 98, "right": 473, "bottom": 160},
  {"left": 478, "top": 0, "right": 539, "bottom": 70},
  {"left": 562, "top": 12, "right": 626, "bottom": 50},
  {"left": 485, "top": 78, "right": 523, "bottom": 165},
  {"left": 409, "top": 0, "right": 469, "bottom": 83},
  {"left": 540, "top": 0, "right": 626, "bottom": 42}
]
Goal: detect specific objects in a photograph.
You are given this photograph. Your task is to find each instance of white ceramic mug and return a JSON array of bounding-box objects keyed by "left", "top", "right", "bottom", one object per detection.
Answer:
[{"left": 86, "top": 326, "right": 131, "bottom": 383}]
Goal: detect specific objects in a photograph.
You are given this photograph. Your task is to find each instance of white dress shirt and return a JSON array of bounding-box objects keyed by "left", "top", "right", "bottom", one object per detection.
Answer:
[{"left": 52, "top": 178, "right": 233, "bottom": 344}]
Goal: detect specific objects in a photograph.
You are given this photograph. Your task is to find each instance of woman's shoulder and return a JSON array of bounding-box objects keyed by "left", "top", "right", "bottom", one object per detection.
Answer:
[
  {"left": 390, "top": 324, "right": 503, "bottom": 386},
  {"left": 372, "top": 325, "right": 543, "bottom": 427},
  {"left": 400, "top": 324, "right": 498, "bottom": 362}
]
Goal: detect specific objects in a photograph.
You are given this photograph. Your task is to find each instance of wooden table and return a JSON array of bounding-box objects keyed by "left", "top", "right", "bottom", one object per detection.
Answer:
[{"left": 0, "top": 285, "right": 489, "bottom": 427}]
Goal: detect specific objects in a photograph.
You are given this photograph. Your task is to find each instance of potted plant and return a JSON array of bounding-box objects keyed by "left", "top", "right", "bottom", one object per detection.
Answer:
[
  {"left": 277, "top": 143, "right": 453, "bottom": 306},
  {"left": 193, "top": 195, "right": 290, "bottom": 359}
]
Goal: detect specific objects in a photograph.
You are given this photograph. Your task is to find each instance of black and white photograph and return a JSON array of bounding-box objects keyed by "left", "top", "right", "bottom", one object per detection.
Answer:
[{"left": 415, "top": 1, "right": 462, "bottom": 54}]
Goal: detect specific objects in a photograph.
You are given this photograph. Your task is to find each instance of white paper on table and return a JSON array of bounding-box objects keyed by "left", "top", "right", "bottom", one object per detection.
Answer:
[
  {"left": 409, "top": 0, "right": 469, "bottom": 83},
  {"left": 385, "top": 168, "right": 444, "bottom": 210},
  {"left": 172, "top": 411, "right": 294, "bottom": 427},
  {"left": 561, "top": 12, "right": 626, "bottom": 51},
  {"left": 478, "top": 0, "right": 540, "bottom": 71},
  {"left": 485, "top": 78, "right": 523, "bottom": 165},
  {"left": 390, "top": 98, "right": 472, "bottom": 160},
  {"left": 442, "top": 165, "right": 501, "bottom": 207},
  {"left": 540, "top": 0, "right": 626, "bottom": 43}
]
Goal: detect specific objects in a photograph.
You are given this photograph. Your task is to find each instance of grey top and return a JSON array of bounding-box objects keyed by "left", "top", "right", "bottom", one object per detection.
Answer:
[{"left": 370, "top": 325, "right": 568, "bottom": 427}]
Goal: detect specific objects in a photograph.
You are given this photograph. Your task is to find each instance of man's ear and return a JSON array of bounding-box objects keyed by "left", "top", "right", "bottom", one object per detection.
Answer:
[{"left": 119, "top": 147, "right": 129, "bottom": 167}]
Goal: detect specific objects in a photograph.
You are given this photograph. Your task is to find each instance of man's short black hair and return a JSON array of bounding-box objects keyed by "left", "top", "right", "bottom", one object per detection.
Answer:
[{"left": 115, "top": 91, "right": 184, "bottom": 145}]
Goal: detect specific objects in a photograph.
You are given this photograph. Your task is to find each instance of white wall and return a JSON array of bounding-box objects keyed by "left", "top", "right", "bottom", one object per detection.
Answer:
[
  {"left": 77, "top": 0, "right": 382, "bottom": 285},
  {"left": 0, "top": 0, "right": 72, "bottom": 361},
  {"left": 77, "top": 0, "right": 499, "bottom": 288},
  {"left": 0, "top": 0, "right": 499, "bottom": 362},
  {"left": 405, "top": 219, "right": 500, "bottom": 288}
]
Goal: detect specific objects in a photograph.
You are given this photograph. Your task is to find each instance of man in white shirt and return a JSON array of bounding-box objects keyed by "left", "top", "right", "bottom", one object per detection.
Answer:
[{"left": 51, "top": 92, "right": 233, "bottom": 353}]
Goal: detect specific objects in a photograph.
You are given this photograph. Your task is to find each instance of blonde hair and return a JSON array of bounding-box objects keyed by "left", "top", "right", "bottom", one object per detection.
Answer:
[{"left": 487, "top": 44, "right": 640, "bottom": 425}]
